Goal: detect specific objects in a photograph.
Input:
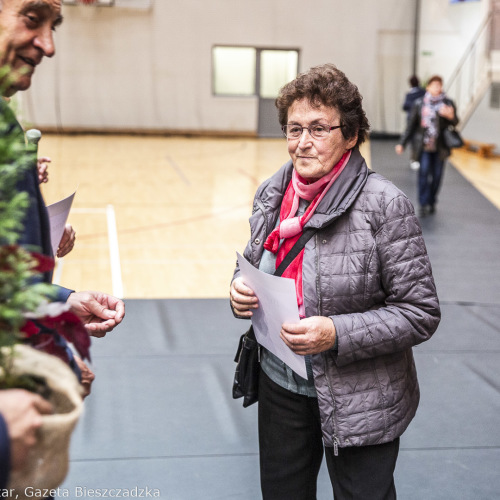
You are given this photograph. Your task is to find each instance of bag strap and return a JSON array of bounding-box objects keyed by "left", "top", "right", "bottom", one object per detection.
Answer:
[{"left": 273, "top": 227, "right": 317, "bottom": 277}]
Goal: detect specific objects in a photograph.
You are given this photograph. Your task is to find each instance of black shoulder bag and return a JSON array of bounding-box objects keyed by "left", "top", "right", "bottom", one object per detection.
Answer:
[
  {"left": 443, "top": 125, "right": 464, "bottom": 149},
  {"left": 232, "top": 227, "right": 317, "bottom": 407}
]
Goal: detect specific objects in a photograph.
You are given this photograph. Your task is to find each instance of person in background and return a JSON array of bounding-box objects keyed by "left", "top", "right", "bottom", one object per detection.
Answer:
[
  {"left": 230, "top": 64, "right": 440, "bottom": 500},
  {"left": 36, "top": 157, "right": 77, "bottom": 258},
  {"left": 37, "top": 156, "right": 50, "bottom": 184},
  {"left": 402, "top": 75, "right": 425, "bottom": 170},
  {"left": 403, "top": 75, "right": 426, "bottom": 120},
  {"left": 36, "top": 138, "right": 94, "bottom": 397},
  {"left": 38, "top": 156, "right": 95, "bottom": 394},
  {"left": 0, "top": 0, "right": 124, "bottom": 482},
  {"left": 396, "top": 75, "right": 458, "bottom": 217}
]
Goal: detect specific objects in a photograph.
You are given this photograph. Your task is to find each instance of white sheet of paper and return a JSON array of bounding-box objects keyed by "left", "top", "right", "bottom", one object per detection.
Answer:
[
  {"left": 46, "top": 190, "right": 76, "bottom": 256},
  {"left": 236, "top": 252, "right": 307, "bottom": 379}
]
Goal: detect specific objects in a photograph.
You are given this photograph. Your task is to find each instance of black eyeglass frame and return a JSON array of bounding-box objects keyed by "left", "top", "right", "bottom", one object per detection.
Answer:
[{"left": 281, "top": 124, "right": 344, "bottom": 140}]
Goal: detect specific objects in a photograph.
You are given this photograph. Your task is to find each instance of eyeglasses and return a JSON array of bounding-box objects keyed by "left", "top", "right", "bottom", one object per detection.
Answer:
[{"left": 282, "top": 124, "right": 343, "bottom": 140}]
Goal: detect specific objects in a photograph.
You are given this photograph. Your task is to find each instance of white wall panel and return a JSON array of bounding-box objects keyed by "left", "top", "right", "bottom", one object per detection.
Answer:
[
  {"left": 18, "top": 0, "right": 485, "bottom": 134},
  {"left": 462, "top": 84, "right": 500, "bottom": 154}
]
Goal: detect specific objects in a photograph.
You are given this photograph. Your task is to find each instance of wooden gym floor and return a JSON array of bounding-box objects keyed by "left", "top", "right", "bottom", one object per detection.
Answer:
[{"left": 39, "top": 135, "right": 498, "bottom": 299}]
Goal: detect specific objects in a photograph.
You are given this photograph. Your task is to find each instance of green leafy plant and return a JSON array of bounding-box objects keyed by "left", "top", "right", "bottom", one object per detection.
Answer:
[{"left": 0, "top": 101, "right": 62, "bottom": 392}]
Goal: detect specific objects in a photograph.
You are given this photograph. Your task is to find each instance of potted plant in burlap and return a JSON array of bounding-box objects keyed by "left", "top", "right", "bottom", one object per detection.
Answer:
[{"left": 0, "top": 100, "right": 89, "bottom": 498}]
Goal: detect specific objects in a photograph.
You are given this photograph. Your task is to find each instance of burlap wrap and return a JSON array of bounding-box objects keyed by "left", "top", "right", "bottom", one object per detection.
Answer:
[{"left": 5, "top": 345, "right": 83, "bottom": 499}]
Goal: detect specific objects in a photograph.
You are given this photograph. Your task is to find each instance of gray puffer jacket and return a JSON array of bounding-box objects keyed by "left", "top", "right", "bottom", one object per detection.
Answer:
[{"left": 232, "top": 148, "right": 441, "bottom": 449}]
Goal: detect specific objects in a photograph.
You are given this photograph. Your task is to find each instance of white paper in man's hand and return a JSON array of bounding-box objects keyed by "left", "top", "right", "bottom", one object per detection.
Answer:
[
  {"left": 46, "top": 191, "right": 76, "bottom": 256},
  {"left": 236, "top": 252, "right": 307, "bottom": 379}
]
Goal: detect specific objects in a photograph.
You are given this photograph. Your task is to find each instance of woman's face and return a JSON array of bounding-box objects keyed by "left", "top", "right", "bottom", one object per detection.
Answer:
[
  {"left": 427, "top": 80, "right": 443, "bottom": 97},
  {"left": 286, "top": 99, "right": 357, "bottom": 181}
]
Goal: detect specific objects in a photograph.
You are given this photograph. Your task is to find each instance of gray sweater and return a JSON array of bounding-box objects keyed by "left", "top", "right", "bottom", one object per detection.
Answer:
[{"left": 232, "top": 148, "right": 441, "bottom": 449}]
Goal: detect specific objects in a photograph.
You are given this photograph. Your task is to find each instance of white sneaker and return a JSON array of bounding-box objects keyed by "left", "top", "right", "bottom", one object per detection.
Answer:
[{"left": 410, "top": 161, "right": 420, "bottom": 171}]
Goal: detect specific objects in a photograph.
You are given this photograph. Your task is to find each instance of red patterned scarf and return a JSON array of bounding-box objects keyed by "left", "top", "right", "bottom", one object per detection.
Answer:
[{"left": 264, "top": 151, "right": 351, "bottom": 315}]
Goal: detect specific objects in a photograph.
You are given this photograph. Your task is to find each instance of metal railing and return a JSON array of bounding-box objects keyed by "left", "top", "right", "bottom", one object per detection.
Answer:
[{"left": 446, "top": 11, "right": 493, "bottom": 128}]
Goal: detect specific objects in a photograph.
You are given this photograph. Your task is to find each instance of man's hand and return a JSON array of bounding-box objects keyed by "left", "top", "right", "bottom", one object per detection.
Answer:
[
  {"left": 67, "top": 291, "right": 125, "bottom": 337},
  {"left": 281, "top": 316, "right": 336, "bottom": 355},
  {"left": 0, "top": 390, "right": 53, "bottom": 471},
  {"left": 230, "top": 277, "right": 258, "bottom": 318},
  {"left": 395, "top": 144, "right": 404, "bottom": 155},
  {"left": 56, "top": 224, "right": 76, "bottom": 258},
  {"left": 37, "top": 156, "right": 51, "bottom": 184}
]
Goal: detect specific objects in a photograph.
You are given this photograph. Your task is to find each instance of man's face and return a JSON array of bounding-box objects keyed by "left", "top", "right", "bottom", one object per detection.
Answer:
[{"left": 0, "top": 0, "right": 63, "bottom": 96}]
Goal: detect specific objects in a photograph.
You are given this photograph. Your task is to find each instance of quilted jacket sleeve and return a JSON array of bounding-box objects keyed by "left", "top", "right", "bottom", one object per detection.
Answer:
[
  {"left": 230, "top": 201, "right": 271, "bottom": 319},
  {"left": 332, "top": 192, "right": 441, "bottom": 367},
  {"left": 230, "top": 173, "right": 280, "bottom": 319}
]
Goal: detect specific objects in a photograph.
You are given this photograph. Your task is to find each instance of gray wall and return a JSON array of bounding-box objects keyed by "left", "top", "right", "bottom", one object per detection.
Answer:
[
  {"left": 462, "top": 83, "right": 500, "bottom": 154},
  {"left": 17, "top": 0, "right": 486, "bottom": 135}
]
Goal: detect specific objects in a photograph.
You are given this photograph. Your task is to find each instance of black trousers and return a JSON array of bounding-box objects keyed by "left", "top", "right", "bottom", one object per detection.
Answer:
[{"left": 258, "top": 370, "right": 399, "bottom": 500}]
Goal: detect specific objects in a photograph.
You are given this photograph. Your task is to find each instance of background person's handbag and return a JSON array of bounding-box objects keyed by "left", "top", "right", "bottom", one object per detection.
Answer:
[
  {"left": 443, "top": 125, "right": 464, "bottom": 149},
  {"left": 232, "top": 228, "right": 317, "bottom": 407}
]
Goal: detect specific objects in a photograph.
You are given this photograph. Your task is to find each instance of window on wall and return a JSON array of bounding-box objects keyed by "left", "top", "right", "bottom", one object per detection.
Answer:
[
  {"left": 212, "top": 46, "right": 299, "bottom": 97},
  {"left": 259, "top": 50, "right": 299, "bottom": 98},
  {"left": 213, "top": 47, "right": 257, "bottom": 96}
]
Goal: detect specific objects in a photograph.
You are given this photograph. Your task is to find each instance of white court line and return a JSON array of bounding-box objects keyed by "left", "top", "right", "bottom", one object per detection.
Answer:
[
  {"left": 71, "top": 208, "right": 107, "bottom": 214},
  {"left": 106, "top": 204, "right": 124, "bottom": 298},
  {"left": 166, "top": 155, "right": 191, "bottom": 186},
  {"left": 53, "top": 257, "right": 63, "bottom": 285},
  {"left": 51, "top": 206, "right": 123, "bottom": 297}
]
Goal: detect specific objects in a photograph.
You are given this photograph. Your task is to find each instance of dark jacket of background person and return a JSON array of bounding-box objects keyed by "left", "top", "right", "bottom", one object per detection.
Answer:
[
  {"left": 399, "top": 97, "right": 459, "bottom": 162},
  {"left": 402, "top": 86, "right": 425, "bottom": 115},
  {"left": 232, "top": 149, "right": 441, "bottom": 449}
]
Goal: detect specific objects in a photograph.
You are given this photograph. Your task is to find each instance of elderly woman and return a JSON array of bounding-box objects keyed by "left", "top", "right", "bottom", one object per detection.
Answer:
[
  {"left": 230, "top": 64, "right": 440, "bottom": 500},
  {"left": 396, "top": 75, "right": 458, "bottom": 217}
]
